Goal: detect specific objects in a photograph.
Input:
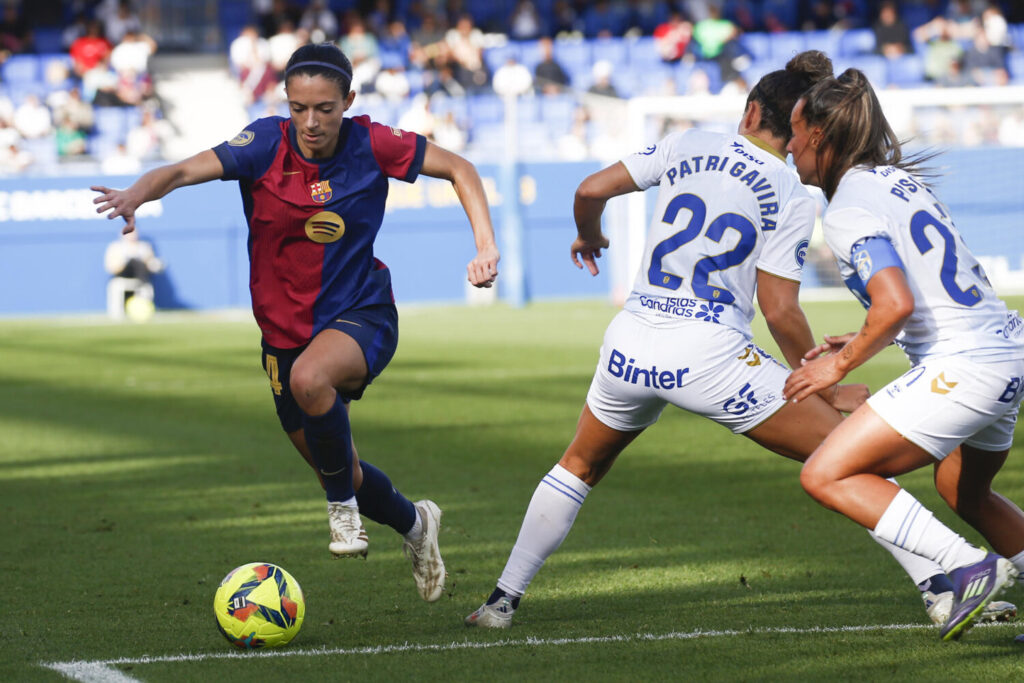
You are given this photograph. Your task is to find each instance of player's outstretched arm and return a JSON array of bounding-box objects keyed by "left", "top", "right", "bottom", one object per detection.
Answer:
[
  {"left": 419, "top": 141, "right": 499, "bottom": 288},
  {"left": 572, "top": 162, "right": 637, "bottom": 275},
  {"left": 91, "top": 149, "right": 225, "bottom": 234}
]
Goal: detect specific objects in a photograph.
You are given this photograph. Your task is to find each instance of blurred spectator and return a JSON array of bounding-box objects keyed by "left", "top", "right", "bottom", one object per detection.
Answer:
[
  {"left": 104, "top": 0, "right": 142, "bottom": 45},
  {"left": 230, "top": 26, "right": 274, "bottom": 105},
  {"left": 998, "top": 109, "right": 1024, "bottom": 146},
  {"left": 683, "top": 67, "right": 712, "bottom": 95},
  {"left": 874, "top": 1, "right": 913, "bottom": 58},
  {"left": 55, "top": 112, "right": 88, "bottom": 159},
  {"left": 981, "top": 3, "right": 1010, "bottom": 58},
  {"left": 0, "top": 141, "right": 32, "bottom": 173},
  {"left": 432, "top": 111, "right": 466, "bottom": 152},
  {"left": 53, "top": 86, "right": 94, "bottom": 136},
  {"left": 300, "top": 0, "right": 339, "bottom": 43},
  {"left": 556, "top": 106, "right": 590, "bottom": 160},
  {"left": 397, "top": 92, "right": 434, "bottom": 137},
  {"left": 962, "top": 31, "right": 1008, "bottom": 86},
  {"left": 945, "top": 0, "right": 983, "bottom": 38},
  {"left": 692, "top": 6, "right": 737, "bottom": 61},
  {"left": 13, "top": 94, "right": 52, "bottom": 140},
  {"left": 586, "top": 60, "right": 619, "bottom": 98},
  {"left": 492, "top": 56, "right": 533, "bottom": 97},
  {"left": 915, "top": 17, "right": 965, "bottom": 83},
  {"left": 110, "top": 30, "right": 155, "bottom": 78},
  {"left": 365, "top": 0, "right": 393, "bottom": 36},
  {"left": 126, "top": 107, "right": 172, "bottom": 161},
  {"left": 269, "top": 20, "right": 301, "bottom": 80},
  {"left": 445, "top": 14, "right": 489, "bottom": 93},
  {"left": 801, "top": 0, "right": 847, "bottom": 32},
  {"left": 533, "top": 36, "right": 570, "bottom": 94},
  {"left": 550, "top": 1, "right": 579, "bottom": 36},
  {"left": 509, "top": 1, "right": 544, "bottom": 41},
  {"left": 374, "top": 54, "right": 411, "bottom": 101},
  {"left": 260, "top": 0, "right": 301, "bottom": 39},
  {"left": 83, "top": 54, "right": 121, "bottom": 106},
  {"left": 582, "top": 0, "right": 628, "bottom": 39},
  {"left": 0, "top": 2, "right": 32, "bottom": 54},
  {"left": 410, "top": 13, "right": 447, "bottom": 69},
  {"left": 423, "top": 62, "right": 466, "bottom": 98},
  {"left": 379, "top": 19, "right": 412, "bottom": 67},
  {"left": 633, "top": 0, "right": 671, "bottom": 34},
  {"left": 339, "top": 13, "right": 381, "bottom": 94},
  {"left": 104, "top": 229, "right": 162, "bottom": 319},
  {"left": 70, "top": 20, "right": 113, "bottom": 78},
  {"left": 653, "top": 11, "right": 693, "bottom": 63}
]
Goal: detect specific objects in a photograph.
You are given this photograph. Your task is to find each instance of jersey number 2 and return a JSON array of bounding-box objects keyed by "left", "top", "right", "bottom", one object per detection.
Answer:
[
  {"left": 909, "top": 209, "right": 982, "bottom": 307},
  {"left": 647, "top": 193, "right": 757, "bottom": 305}
]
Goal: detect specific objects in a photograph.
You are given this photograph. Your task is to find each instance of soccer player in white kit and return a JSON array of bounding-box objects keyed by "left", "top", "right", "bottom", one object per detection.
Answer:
[
  {"left": 465, "top": 52, "right": 1014, "bottom": 629},
  {"left": 784, "top": 68, "right": 1024, "bottom": 641}
]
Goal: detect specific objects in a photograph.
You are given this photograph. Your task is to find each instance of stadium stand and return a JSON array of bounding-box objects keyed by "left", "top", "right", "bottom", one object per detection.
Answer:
[{"left": 0, "top": 1, "right": 1022, "bottom": 174}]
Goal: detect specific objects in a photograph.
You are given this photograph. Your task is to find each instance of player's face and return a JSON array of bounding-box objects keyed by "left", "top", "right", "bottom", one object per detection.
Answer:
[
  {"left": 286, "top": 74, "right": 355, "bottom": 159},
  {"left": 787, "top": 99, "right": 822, "bottom": 187}
]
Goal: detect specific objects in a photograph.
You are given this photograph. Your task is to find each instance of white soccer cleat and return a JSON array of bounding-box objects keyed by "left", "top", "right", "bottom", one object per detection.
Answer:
[
  {"left": 403, "top": 500, "right": 446, "bottom": 602},
  {"left": 924, "top": 590, "right": 1017, "bottom": 625},
  {"left": 327, "top": 502, "right": 369, "bottom": 558},
  {"left": 464, "top": 597, "right": 516, "bottom": 628}
]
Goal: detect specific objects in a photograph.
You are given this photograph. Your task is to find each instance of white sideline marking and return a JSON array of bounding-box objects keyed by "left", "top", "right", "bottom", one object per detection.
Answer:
[{"left": 42, "top": 622, "right": 941, "bottom": 682}]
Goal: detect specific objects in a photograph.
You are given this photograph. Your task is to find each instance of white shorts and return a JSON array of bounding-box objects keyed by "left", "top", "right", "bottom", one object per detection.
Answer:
[
  {"left": 867, "top": 355, "right": 1024, "bottom": 459},
  {"left": 585, "top": 311, "right": 791, "bottom": 434}
]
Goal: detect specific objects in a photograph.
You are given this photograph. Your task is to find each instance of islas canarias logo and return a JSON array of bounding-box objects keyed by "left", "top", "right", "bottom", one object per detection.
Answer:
[
  {"left": 305, "top": 211, "right": 345, "bottom": 243},
  {"left": 309, "top": 180, "right": 332, "bottom": 204}
]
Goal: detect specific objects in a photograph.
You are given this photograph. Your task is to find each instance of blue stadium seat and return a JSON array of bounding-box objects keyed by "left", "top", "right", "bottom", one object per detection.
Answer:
[
  {"left": 886, "top": 54, "right": 926, "bottom": 87},
  {"left": 95, "top": 107, "right": 129, "bottom": 140},
  {"left": 590, "top": 37, "right": 628, "bottom": 69},
  {"left": 1009, "top": 52, "right": 1024, "bottom": 84},
  {"left": 769, "top": 32, "right": 807, "bottom": 61},
  {"left": 761, "top": 0, "right": 799, "bottom": 31},
  {"left": 739, "top": 33, "right": 771, "bottom": 62},
  {"left": 635, "top": 63, "right": 677, "bottom": 95},
  {"left": 33, "top": 28, "right": 64, "bottom": 54},
  {"left": 742, "top": 59, "right": 786, "bottom": 87},
  {"left": 537, "top": 94, "right": 576, "bottom": 136},
  {"left": 836, "top": 55, "right": 888, "bottom": 89},
  {"left": 803, "top": 30, "right": 840, "bottom": 58},
  {"left": 901, "top": 5, "right": 937, "bottom": 30},
  {"left": 838, "top": 29, "right": 876, "bottom": 57},
  {"left": 468, "top": 94, "right": 504, "bottom": 125},
  {"left": 518, "top": 40, "right": 543, "bottom": 70},
  {"left": 552, "top": 40, "right": 592, "bottom": 75},
  {"left": 483, "top": 43, "right": 521, "bottom": 76},
  {"left": 624, "top": 36, "right": 660, "bottom": 69},
  {"left": 2, "top": 55, "right": 40, "bottom": 85}
]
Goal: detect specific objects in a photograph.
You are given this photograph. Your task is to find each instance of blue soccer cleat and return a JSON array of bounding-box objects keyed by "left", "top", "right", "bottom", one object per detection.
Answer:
[{"left": 941, "top": 553, "right": 1019, "bottom": 642}]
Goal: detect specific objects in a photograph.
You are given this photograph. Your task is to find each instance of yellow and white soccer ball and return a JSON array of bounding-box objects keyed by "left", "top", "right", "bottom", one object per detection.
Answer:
[
  {"left": 213, "top": 562, "right": 305, "bottom": 649},
  {"left": 124, "top": 295, "right": 155, "bottom": 322}
]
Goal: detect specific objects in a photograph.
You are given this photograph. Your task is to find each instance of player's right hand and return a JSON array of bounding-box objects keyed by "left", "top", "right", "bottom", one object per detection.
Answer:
[
  {"left": 571, "top": 234, "right": 610, "bottom": 276},
  {"left": 91, "top": 185, "right": 139, "bottom": 234}
]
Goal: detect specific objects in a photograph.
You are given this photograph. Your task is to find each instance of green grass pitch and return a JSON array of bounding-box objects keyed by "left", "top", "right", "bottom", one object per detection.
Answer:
[{"left": 3, "top": 299, "right": 1024, "bottom": 682}]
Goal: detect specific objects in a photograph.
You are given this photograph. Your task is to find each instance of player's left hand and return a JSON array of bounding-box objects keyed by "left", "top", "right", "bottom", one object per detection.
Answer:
[
  {"left": 784, "top": 354, "right": 847, "bottom": 403},
  {"left": 467, "top": 243, "right": 500, "bottom": 288}
]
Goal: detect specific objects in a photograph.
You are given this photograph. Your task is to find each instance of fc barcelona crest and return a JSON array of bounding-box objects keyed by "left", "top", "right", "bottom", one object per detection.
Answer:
[{"left": 309, "top": 180, "right": 333, "bottom": 204}]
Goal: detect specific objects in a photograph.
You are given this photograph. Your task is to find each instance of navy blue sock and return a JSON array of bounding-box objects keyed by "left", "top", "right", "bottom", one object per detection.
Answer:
[
  {"left": 487, "top": 587, "right": 520, "bottom": 609},
  {"left": 355, "top": 459, "right": 417, "bottom": 535},
  {"left": 918, "top": 573, "right": 955, "bottom": 595},
  {"left": 302, "top": 395, "right": 354, "bottom": 502}
]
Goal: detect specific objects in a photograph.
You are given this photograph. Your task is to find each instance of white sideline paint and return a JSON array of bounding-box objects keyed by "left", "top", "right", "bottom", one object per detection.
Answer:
[{"left": 42, "top": 622, "right": 949, "bottom": 682}]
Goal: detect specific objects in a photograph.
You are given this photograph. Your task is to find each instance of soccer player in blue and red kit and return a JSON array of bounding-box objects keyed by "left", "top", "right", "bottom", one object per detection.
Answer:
[{"left": 92, "top": 43, "right": 500, "bottom": 603}]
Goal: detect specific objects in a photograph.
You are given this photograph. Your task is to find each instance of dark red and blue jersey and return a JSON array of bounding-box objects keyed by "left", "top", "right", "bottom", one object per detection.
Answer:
[{"left": 212, "top": 115, "right": 426, "bottom": 348}]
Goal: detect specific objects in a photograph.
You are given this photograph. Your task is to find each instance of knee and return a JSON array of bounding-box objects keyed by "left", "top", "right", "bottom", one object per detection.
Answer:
[
  {"left": 799, "top": 457, "right": 834, "bottom": 507},
  {"left": 289, "top": 360, "right": 330, "bottom": 411}
]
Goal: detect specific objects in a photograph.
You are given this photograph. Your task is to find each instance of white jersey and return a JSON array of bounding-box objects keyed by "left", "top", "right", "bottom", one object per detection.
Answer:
[
  {"left": 620, "top": 129, "right": 816, "bottom": 338},
  {"left": 824, "top": 165, "right": 1024, "bottom": 364}
]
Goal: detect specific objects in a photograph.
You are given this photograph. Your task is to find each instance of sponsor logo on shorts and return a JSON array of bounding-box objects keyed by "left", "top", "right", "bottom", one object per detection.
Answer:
[
  {"left": 607, "top": 349, "right": 689, "bottom": 389},
  {"left": 722, "top": 382, "right": 775, "bottom": 416},
  {"left": 637, "top": 295, "right": 728, "bottom": 323}
]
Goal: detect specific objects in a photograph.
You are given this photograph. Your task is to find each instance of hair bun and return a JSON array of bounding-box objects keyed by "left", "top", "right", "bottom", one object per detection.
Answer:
[{"left": 785, "top": 50, "right": 833, "bottom": 82}]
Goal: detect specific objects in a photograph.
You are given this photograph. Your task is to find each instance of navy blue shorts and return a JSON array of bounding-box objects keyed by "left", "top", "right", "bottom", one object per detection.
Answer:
[{"left": 260, "top": 303, "right": 399, "bottom": 433}]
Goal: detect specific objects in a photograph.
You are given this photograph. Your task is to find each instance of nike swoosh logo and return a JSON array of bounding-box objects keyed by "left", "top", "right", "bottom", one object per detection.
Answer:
[
  {"left": 335, "top": 319, "right": 362, "bottom": 326},
  {"left": 283, "top": 171, "right": 301, "bottom": 175},
  {"left": 320, "top": 468, "right": 347, "bottom": 476}
]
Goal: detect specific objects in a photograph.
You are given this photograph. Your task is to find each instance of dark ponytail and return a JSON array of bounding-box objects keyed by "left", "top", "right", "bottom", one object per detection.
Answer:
[
  {"left": 284, "top": 43, "right": 354, "bottom": 96},
  {"left": 747, "top": 50, "right": 833, "bottom": 141}
]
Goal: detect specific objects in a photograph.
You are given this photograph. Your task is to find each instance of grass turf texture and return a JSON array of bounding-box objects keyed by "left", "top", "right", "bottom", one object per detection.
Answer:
[{"left": 3, "top": 299, "right": 1024, "bottom": 682}]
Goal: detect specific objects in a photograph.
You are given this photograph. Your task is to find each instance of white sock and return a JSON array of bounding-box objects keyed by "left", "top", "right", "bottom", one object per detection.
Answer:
[
  {"left": 873, "top": 488, "right": 986, "bottom": 573},
  {"left": 867, "top": 479, "right": 944, "bottom": 586},
  {"left": 496, "top": 464, "right": 592, "bottom": 598},
  {"left": 330, "top": 496, "right": 358, "bottom": 508},
  {"left": 404, "top": 509, "right": 423, "bottom": 543},
  {"left": 1009, "top": 549, "right": 1024, "bottom": 581}
]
